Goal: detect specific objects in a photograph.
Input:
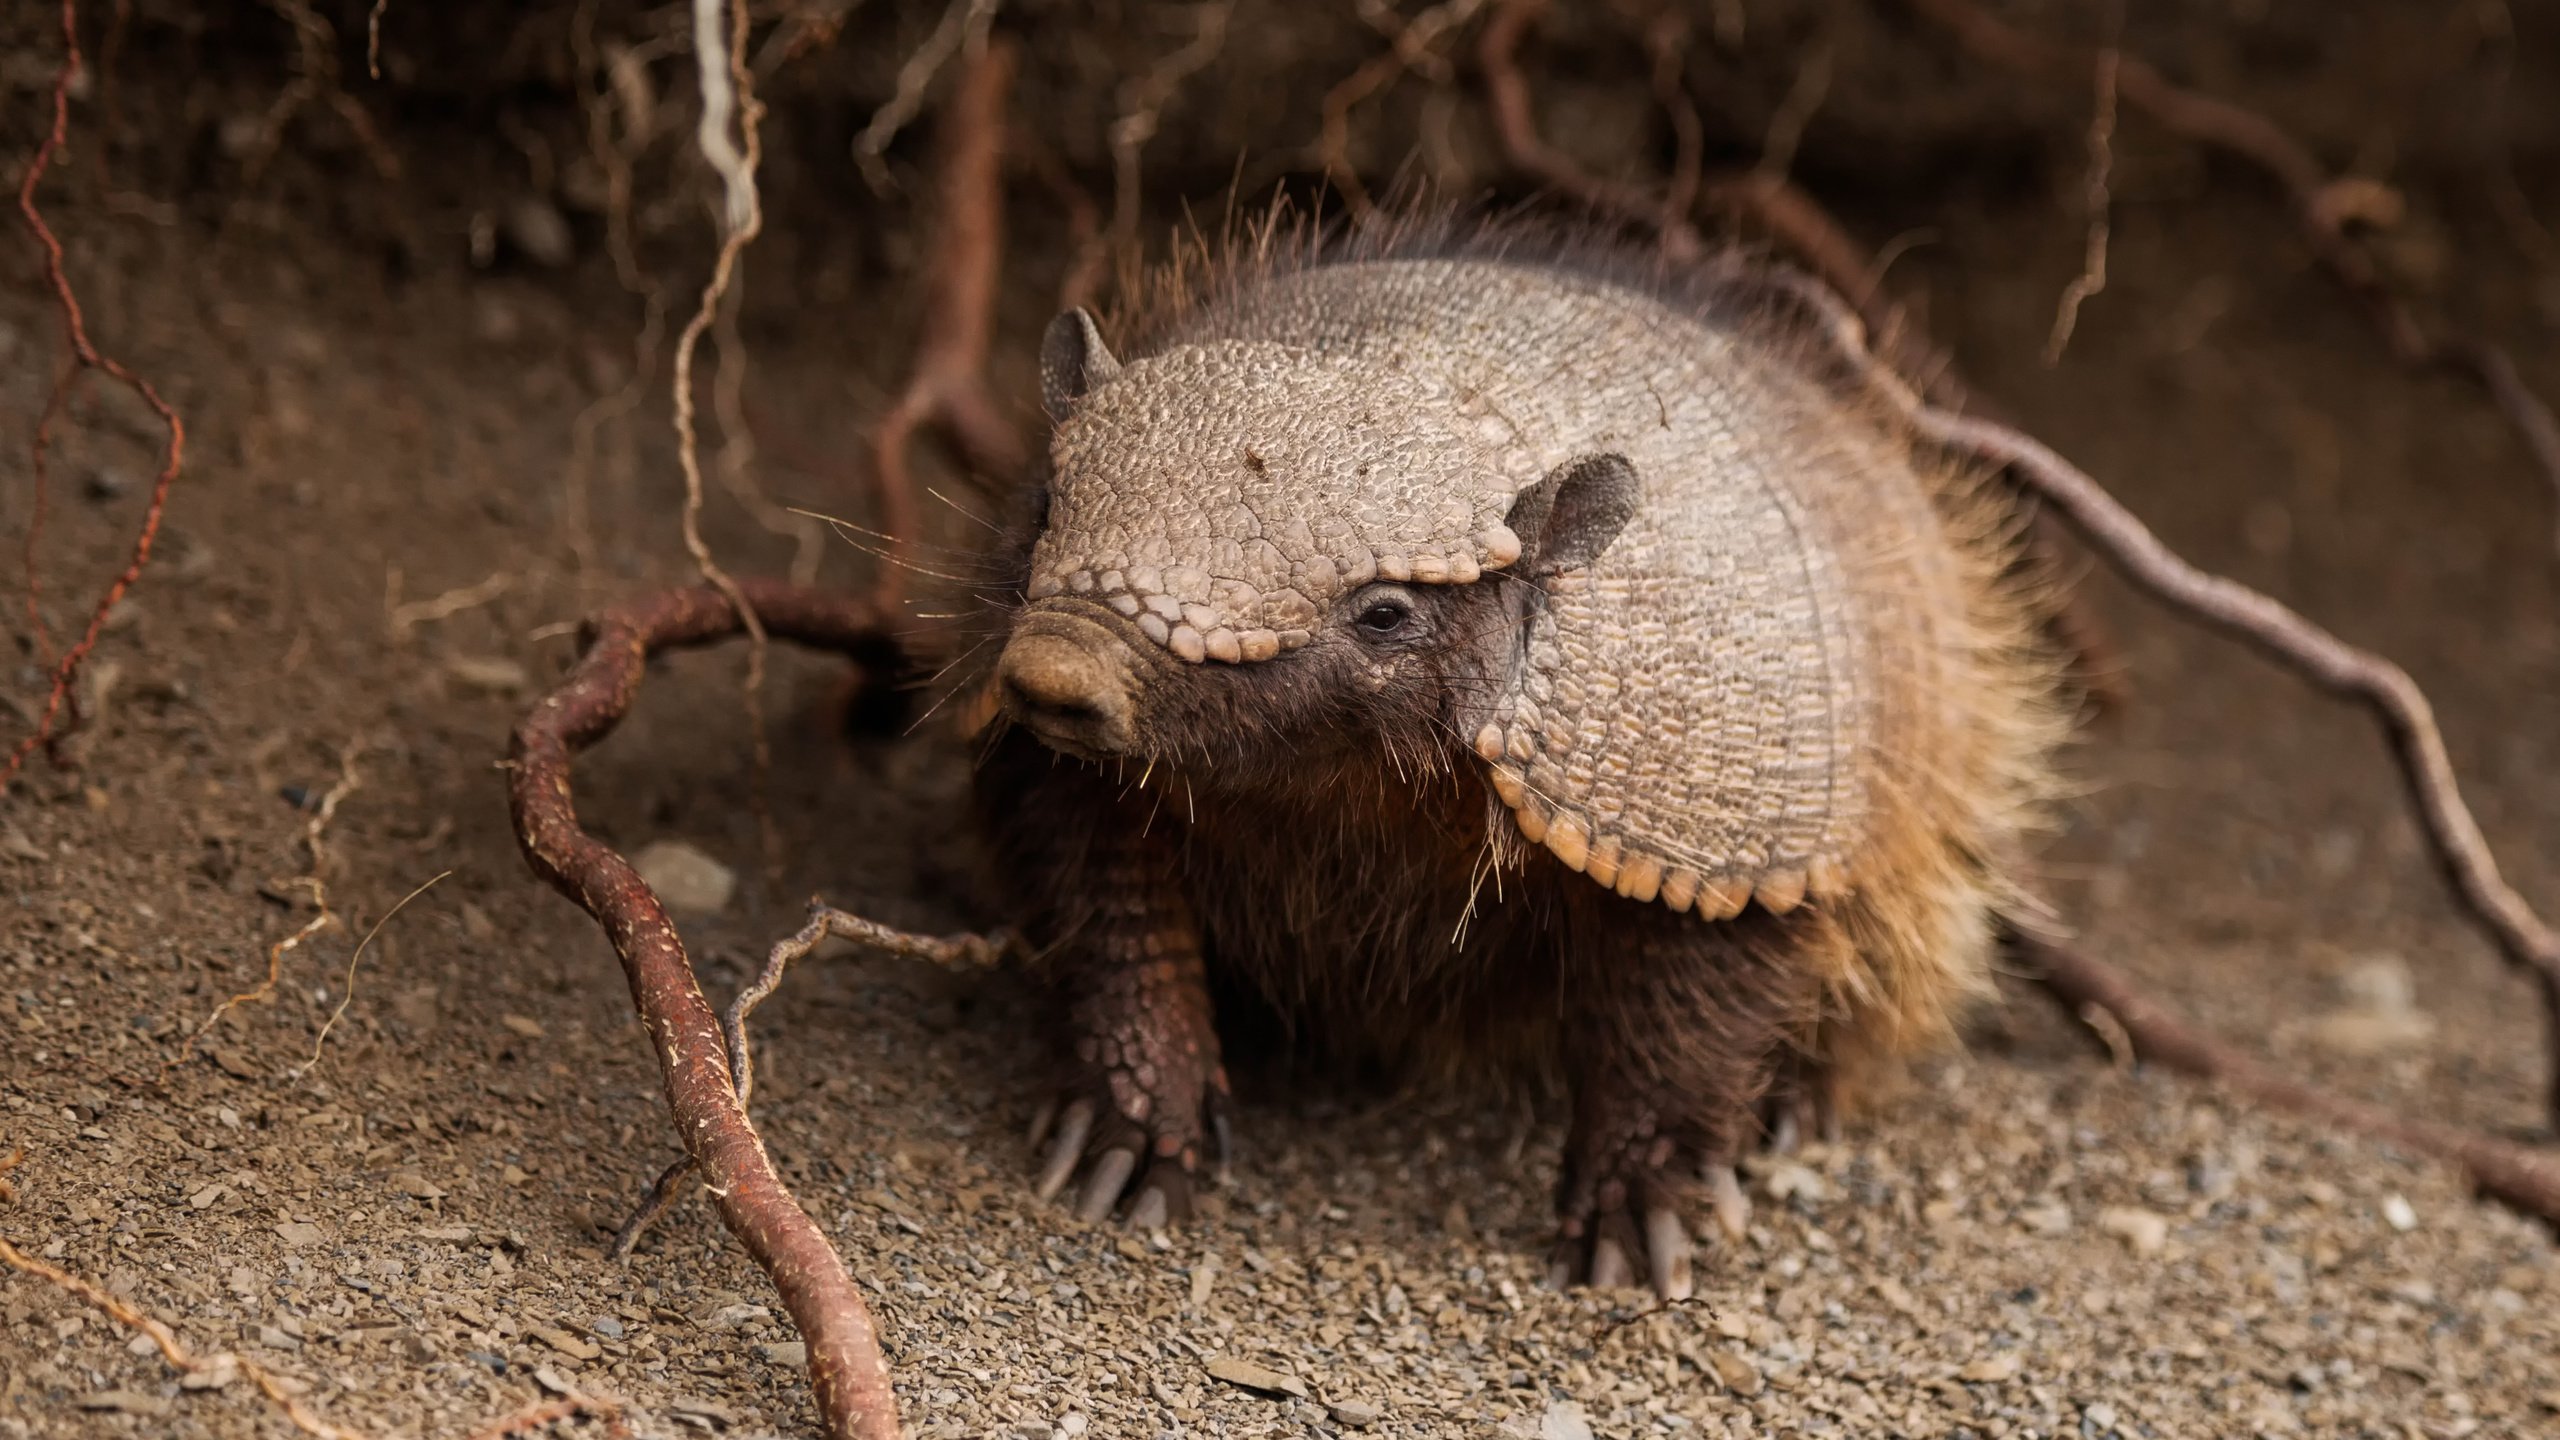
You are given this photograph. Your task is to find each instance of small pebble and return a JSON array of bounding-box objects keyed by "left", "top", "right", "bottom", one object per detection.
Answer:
[
  {"left": 2381, "top": 1194, "right": 2417, "bottom": 1231},
  {"left": 1204, "top": 1355, "right": 1307, "bottom": 1399},
  {"left": 2098, "top": 1206, "right": 2170, "bottom": 1256},
  {"left": 633, "top": 840, "right": 737, "bottom": 916}
]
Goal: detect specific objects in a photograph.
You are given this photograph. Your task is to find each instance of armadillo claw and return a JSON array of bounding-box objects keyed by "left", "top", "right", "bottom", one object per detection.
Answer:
[
  {"left": 1550, "top": 1198, "right": 1687, "bottom": 1299},
  {"left": 1588, "top": 1234, "right": 1635, "bottom": 1290},
  {"left": 1644, "top": 1204, "right": 1696, "bottom": 1300},
  {"left": 1705, "top": 1162, "right": 1750, "bottom": 1242},
  {"left": 1075, "top": 1148, "right": 1140, "bottom": 1222},
  {"left": 1025, "top": 1077, "right": 1223, "bottom": 1227},
  {"left": 1034, "top": 1099, "right": 1095, "bottom": 1202}
]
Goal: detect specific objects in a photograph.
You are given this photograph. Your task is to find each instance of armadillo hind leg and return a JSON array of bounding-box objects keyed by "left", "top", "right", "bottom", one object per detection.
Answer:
[{"left": 1549, "top": 904, "right": 1833, "bottom": 1300}]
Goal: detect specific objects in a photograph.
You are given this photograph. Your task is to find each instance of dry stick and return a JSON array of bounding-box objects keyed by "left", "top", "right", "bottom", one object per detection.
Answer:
[
  {"left": 1905, "top": 0, "right": 2560, "bottom": 550},
  {"left": 1768, "top": 271, "right": 2560, "bottom": 1136},
  {"left": 387, "top": 570, "right": 512, "bottom": 642},
  {"left": 7, "top": 0, "right": 187, "bottom": 793},
  {"left": 725, "top": 903, "right": 1011, "bottom": 1109},
  {"left": 509, "top": 579, "right": 904, "bottom": 1440},
  {"left": 869, "top": 33, "right": 1027, "bottom": 615}
]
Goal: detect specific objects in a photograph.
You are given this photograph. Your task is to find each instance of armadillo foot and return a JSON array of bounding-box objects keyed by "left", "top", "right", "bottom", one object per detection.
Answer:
[
  {"left": 1552, "top": 1113, "right": 1736, "bottom": 1302},
  {"left": 1028, "top": 1009, "right": 1230, "bottom": 1229},
  {"left": 1030, "top": 1084, "right": 1222, "bottom": 1228}
]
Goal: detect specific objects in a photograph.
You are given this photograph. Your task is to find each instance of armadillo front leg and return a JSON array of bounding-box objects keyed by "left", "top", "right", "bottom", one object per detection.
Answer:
[
  {"left": 1027, "top": 827, "right": 1229, "bottom": 1228},
  {"left": 1554, "top": 904, "right": 1822, "bottom": 1299}
]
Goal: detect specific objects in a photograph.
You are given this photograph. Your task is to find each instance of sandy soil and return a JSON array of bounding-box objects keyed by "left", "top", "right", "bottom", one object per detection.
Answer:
[{"left": 4, "top": 71, "right": 2560, "bottom": 1440}]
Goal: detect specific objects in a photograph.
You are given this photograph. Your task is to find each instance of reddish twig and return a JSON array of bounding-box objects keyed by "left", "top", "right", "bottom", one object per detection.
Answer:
[
  {"left": 1905, "top": 0, "right": 2560, "bottom": 551},
  {"left": 8, "top": 0, "right": 188, "bottom": 793},
  {"left": 1761, "top": 269, "right": 2560, "bottom": 1130},
  {"left": 870, "top": 31, "right": 1026, "bottom": 613},
  {"left": 507, "top": 579, "right": 903, "bottom": 1440},
  {"left": 2021, "top": 933, "right": 2560, "bottom": 1224}
]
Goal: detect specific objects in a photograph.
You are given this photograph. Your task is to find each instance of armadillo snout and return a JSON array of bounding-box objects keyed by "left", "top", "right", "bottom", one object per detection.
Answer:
[{"left": 996, "top": 620, "right": 1139, "bottom": 756}]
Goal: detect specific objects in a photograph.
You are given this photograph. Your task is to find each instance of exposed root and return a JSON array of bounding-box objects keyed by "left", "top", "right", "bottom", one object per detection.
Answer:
[
  {"left": 869, "top": 31, "right": 1027, "bottom": 613},
  {"left": 1753, "top": 32, "right": 1834, "bottom": 184},
  {"left": 163, "top": 733, "right": 368, "bottom": 1083},
  {"left": 724, "top": 902, "right": 1011, "bottom": 1109},
  {"left": 1906, "top": 0, "right": 2560, "bottom": 551},
  {"left": 711, "top": 280, "right": 827, "bottom": 587},
  {"left": 507, "top": 579, "right": 905, "bottom": 1440},
  {"left": 675, "top": 0, "right": 779, "bottom": 880},
  {"left": 610, "top": 901, "right": 1013, "bottom": 1257},
  {"left": 1111, "top": 0, "right": 1235, "bottom": 254},
  {"left": 852, "top": 0, "right": 1003, "bottom": 196},
  {"left": 2044, "top": 34, "right": 2118, "bottom": 365},
  {"left": 7, "top": 0, "right": 188, "bottom": 793},
  {"left": 298, "top": 868, "right": 453, "bottom": 1077},
  {"left": 243, "top": 0, "right": 402, "bottom": 184},
  {"left": 1764, "top": 269, "right": 2560, "bottom": 1133},
  {"left": 2020, "top": 933, "right": 2560, "bottom": 1224},
  {"left": 1478, "top": 0, "right": 1704, "bottom": 264},
  {"left": 386, "top": 569, "right": 513, "bottom": 644},
  {"left": 0, "top": 1224, "right": 627, "bottom": 1439},
  {"left": 606, "top": 1155, "right": 699, "bottom": 1263},
  {"left": 1320, "top": 0, "right": 1487, "bottom": 218}
]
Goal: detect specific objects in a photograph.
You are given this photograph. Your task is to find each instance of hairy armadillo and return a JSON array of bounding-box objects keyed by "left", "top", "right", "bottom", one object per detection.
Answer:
[{"left": 966, "top": 222, "right": 2065, "bottom": 1299}]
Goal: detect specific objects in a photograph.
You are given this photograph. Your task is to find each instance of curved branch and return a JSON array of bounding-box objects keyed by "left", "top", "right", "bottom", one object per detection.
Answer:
[
  {"left": 2021, "top": 933, "right": 2560, "bottom": 1223},
  {"left": 507, "top": 579, "right": 902, "bottom": 1440}
]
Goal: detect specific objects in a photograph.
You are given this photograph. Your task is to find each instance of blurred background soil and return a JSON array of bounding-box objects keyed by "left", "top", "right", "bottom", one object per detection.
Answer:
[{"left": 0, "top": 2, "right": 2555, "bottom": 1436}]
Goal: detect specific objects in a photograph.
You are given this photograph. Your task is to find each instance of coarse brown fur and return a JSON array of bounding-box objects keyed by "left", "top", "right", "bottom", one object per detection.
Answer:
[{"left": 944, "top": 204, "right": 2072, "bottom": 1287}]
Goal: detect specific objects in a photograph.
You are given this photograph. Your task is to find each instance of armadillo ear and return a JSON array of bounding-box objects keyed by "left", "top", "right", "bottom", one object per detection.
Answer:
[
  {"left": 1506, "top": 453, "right": 1641, "bottom": 578},
  {"left": 1040, "top": 308, "right": 1123, "bottom": 421}
]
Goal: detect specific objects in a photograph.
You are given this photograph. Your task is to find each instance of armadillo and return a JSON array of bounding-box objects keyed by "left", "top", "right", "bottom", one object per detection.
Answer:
[{"left": 967, "top": 224, "right": 2066, "bottom": 1299}]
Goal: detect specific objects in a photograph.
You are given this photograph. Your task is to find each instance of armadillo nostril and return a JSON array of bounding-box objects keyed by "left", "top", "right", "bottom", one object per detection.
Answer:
[{"left": 995, "top": 628, "right": 1136, "bottom": 753}]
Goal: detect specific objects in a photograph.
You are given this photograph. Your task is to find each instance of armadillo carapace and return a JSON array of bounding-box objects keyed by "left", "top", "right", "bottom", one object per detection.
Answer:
[{"left": 974, "top": 227, "right": 2064, "bottom": 1298}]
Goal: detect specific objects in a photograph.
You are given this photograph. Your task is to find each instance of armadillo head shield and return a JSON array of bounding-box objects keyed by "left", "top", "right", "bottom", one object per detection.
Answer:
[{"left": 1027, "top": 308, "right": 1531, "bottom": 663}]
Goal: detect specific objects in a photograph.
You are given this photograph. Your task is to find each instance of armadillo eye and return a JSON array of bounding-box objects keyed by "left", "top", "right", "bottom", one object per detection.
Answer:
[{"left": 1352, "top": 590, "right": 1415, "bottom": 642}]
